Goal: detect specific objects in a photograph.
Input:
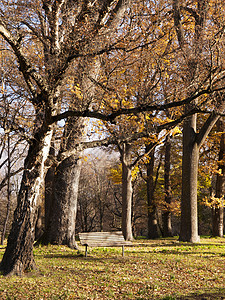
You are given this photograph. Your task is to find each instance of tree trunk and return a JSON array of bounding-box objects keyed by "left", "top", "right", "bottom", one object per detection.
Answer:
[
  {"left": 162, "top": 134, "right": 173, "bottom": 237},
  {"left": 179, "top": 114, "right": 200, "bottom": 243},
  {"left": 99, "top": 201, "right": 104, "bottom": 232},
  {"left": 146, "top": 145, "right": 160, "bottom": 239},
  {"left": 0, "top": 128, "right": 53, "bottom": 276},
  {"left": 36, "top": 141, "right": 56, "bottom": 243},
  {"left": 42, "top": 117, "right": 84, "bottom": 248},
  {"left": 46, "top": 156, "right": 81, "bottom": 248},
  {"left": 212, "top": 206, "right": 224, "bottom": 237},
  {"left": 179, "top": 107, "right": 222, "bottom": 242},
  {"left": 212, "top": 119, "right": 224, "bottom": 237},
  {"left": 120, "top": 143, "right": 133, "bottom": 241},
  {"left": 42, "top": 57, "right": 100, "bottom": 247},
  {"left": 173, "top": 0, "right": 212, "bottom": 243}
]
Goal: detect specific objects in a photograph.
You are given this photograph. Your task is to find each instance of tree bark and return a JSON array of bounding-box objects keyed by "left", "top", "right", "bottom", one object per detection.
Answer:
[
  {"left": 46, "top": 155, "right": 81, "bottom": 248},
  {"left": 179, "top": 114, "right": 200, "bottom": 242},
  {"left": 212, "top": 206, "right": 224, "bottom": 237},
  {"left": 0, "top": 127, "right": 53, "bottom": 275},
  {"left": 42, "top": 117, "right": 84, "bottom": 249},
  {"left": 42, "top": 57, "right": 100, "bottom": 247},
  {"left": 162, "top": 134, "right": 173, "bottom": 237},
  {"left": 120, "top": 143, "right": 133, "bottom": 241},
  {"left": 146, "top": 145, "right": 160, "bottom": 239},
  {"left": 172, "top": 0, "right": 221, "bottom": 243}
]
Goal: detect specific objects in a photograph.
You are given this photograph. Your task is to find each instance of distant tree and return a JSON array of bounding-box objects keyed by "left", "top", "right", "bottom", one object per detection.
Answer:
[
  {"left": 203, "top": 119, "right": 225, "bottom": 237},
  {"left": 211, "top": 119, "right": 224, "bottom": 237},
  {"left": 77, "top": 152, "right": 114, "bottom": 233},
  {"left": 145, "top": 145, "right": 162, "bottom": 239},
  {"left": 0, "top": 52, "right": 26, "bottom": 244},
  {"left": 119, "top": 142, "right": 134, "bottom": 240},
  {"left": 108, "top": 156, "right": 148, "bottom": 237},
  {"left": 77, "top": 161, "right": 98, "bottom": 233},
  {"left": 162, "top": 134, "right": 173, "bottom": 237}
]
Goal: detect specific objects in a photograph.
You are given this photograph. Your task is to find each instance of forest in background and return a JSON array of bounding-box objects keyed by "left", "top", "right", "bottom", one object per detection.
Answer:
[{"left": 0, "top": 127, "right": 221, "bottom": 240}]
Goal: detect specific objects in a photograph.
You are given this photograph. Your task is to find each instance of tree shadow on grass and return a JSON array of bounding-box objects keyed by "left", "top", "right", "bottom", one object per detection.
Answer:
[
  {"left": 176, "top": 290, "right": 225, "bottom": 299},
  {"left": 155, "top": 249, "right": 224, "bottom": 257},
  {"left": 36, "top": 238, "right": 225, "bottom": 260},
  {"left": 39, "top": 245, "right": 225, "bottom": 259},
  {"left": 41, "top": 252, "right": 130, "bottom": 264},
  {"left": 43, "top": 253, "right": 125, "bottom": 259},
  {"left": 131, "top": 240, "right": 225, "bottom": 257},
  {"left": 136, "top": 242, "right": 225, "bottom": 248}
]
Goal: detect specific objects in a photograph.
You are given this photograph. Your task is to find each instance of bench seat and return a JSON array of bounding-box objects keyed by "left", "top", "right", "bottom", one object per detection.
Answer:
[{"left": 78, "top": 231, "right": 131, "bottom": 257}]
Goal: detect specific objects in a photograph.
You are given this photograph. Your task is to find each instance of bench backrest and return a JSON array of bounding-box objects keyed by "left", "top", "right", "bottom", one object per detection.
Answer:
[{"left": 79, "top": 231, "right": 130, "bottom": 246}]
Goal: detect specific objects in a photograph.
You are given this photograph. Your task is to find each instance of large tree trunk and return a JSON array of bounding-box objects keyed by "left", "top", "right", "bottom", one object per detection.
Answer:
[
  {"left": 179, "top": 114, "right": 200, "bottom": 243},
  {"left": 120, "top": 143, "right": 133, "bottom": 241},
  {"left": 212, "top": 119, "right": 224, "bottom": 237},
  {"left": 146, "top": 146, "right": 160, "bottom": 239},
  {"left": 45, "top": 155, "right": 81, "bottom": 248},
  {"left": 162, "top": 134, "right": 173, "bottom": 237},
  {"left": 173, "top": 0, "right": 210, "bottom": 243},
  {"left": 43, "top": 117, "right": 84, "bottom": 248},
  {"left": 179, "top": 108, "right": 222, "bottom": 242},
  {"left": 0, "top": 127, "right": 53, "bottom": 276},
  {"left": 42, "top": 58, "right": 100, "bottom": 247}
]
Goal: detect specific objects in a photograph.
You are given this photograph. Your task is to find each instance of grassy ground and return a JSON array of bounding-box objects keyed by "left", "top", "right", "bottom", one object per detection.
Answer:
[{"left": 0, "top": 237, "right": 225, "bottom": 299}]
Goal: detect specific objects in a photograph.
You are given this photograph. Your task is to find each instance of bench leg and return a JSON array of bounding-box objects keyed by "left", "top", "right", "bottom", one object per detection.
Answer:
[
  {"left": 122, "top": 245, "right": 124, "bottom": 257},
  {"left": 85, "top": 245, "right": 88, "bottom": 257}
]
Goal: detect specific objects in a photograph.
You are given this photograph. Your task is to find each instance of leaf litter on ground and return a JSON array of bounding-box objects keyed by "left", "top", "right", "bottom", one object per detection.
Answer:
[{"left": 0, "top": 237, "right": 224, "bottom": 299}]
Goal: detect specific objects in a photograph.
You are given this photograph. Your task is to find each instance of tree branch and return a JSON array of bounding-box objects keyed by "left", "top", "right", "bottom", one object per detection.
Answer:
[
  {"left": 196, "top": 94, "right": 225, "bottom": 148},
  {"left": 0, "top": 20, "right": 49, "bottom": 95},
  {"left": 51, "top": 0, "right": 66, "bottom": 54},
  {"left": 172, "top": 0, "right": 185, "bottom": 49},
  {"left": 51, "top": 86, "right": 220, "bottom": 124},
  {"left": 0, "top": 167, "right": 24, "bottom": 191}
]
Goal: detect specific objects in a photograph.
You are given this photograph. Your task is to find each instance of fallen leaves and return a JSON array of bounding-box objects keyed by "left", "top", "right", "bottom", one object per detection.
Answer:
[{"left": 0, "top": 238, "right": 224, "bottom": 299}]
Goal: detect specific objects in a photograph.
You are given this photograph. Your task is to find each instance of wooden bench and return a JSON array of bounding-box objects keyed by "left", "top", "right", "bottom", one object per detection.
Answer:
[{"left": 78, "top": 231, "right": 131, "bottom": 257}]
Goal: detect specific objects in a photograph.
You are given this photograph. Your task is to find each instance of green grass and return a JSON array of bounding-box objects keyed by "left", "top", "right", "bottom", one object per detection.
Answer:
[{"left": 0, "top": 237, "right": 225, "bottom": 299}]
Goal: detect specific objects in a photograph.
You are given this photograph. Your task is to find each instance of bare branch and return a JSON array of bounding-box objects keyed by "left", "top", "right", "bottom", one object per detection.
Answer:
[
  {"left": 0, "top": 167, "right": 24, "bottom": 191},
  {"left": 0, "top": 19, "right": 49, "bottom": 95},
  {"left": 196, "top": 94, "right": 225, "bottom": 148}
]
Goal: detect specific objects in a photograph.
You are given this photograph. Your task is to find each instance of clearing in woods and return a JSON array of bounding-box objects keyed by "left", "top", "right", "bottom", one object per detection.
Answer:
[{"left": 0, "top": 237, "right": 225, "bottom": 299}]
